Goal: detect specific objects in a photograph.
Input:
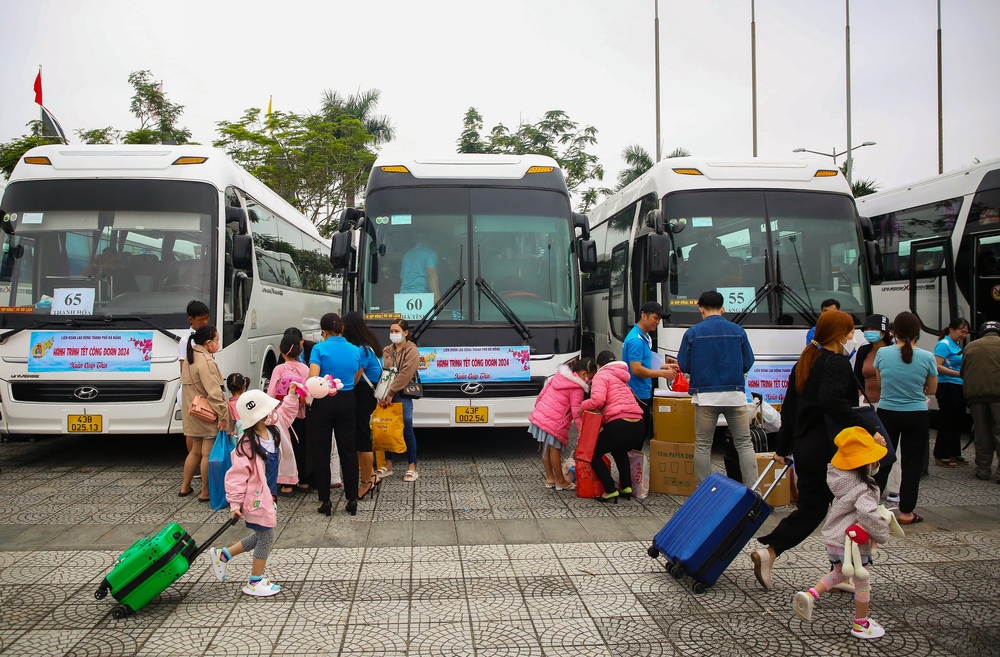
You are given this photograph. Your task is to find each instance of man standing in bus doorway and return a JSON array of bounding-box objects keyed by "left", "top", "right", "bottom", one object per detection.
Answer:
[
  {"left": 677, "top": 291, "right": 758, "bottom": 487},
  {"left": 962, "top": 320, "right": 1000, "bottom": 483},
  {"left": 623, "top": 301, "right": 679, "bottom": 445},
  {"left": 399, "top": 224, "right": 441, "bottom": 301}
]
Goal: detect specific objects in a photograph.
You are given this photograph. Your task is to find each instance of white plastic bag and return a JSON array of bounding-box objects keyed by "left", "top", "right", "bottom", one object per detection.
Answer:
[
  {"left": 562, "top": 457, "right": 576, "bottom": 483},
  {"left": 374, "top": 367, "right": 398, "bottom": 401},
  {"left": 330, "top": 429, "right": 343, "bottom": 487},
  {"left": 759, "top": 400, "right": 781, "bottom": 433}
]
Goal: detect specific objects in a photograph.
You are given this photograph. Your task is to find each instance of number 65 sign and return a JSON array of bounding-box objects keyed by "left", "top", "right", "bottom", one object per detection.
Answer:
[{"left": 52, "top": 288, "right": 96, "bottom": 316}]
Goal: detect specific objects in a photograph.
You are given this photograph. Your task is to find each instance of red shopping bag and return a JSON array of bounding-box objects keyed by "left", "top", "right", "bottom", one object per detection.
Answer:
[
  {"left": 671, "top": 370, "right": 689, "bottom": 393},
  {"left": 574, "top": 411, "right": 602, "bottom": 462},
  {"left": 575, "top": 456, "right": 611, "bottom": 499}
]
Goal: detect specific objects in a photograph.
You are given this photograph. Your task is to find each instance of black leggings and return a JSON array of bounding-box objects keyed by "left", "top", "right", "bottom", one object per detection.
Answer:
[
  {"left": 290, "top": 416, "right": 309, "bottom": 486},
  {"left": 590, "top": 419, "right": 643, "bottom": 495},
  {"left": 934, "top": 382, "right": 967, "bottom": 460},
  {"left": 757, "top": 433, "right": 833, "bottom": 557},
  {"left": 353, "top": 383, "right": 377, "bottom": 453},
  {"left": 307, "top": 390, "right": 358, "bottom": 504},
  {"left": 875, "top": 408, "right": 928, "bottom": 514}
]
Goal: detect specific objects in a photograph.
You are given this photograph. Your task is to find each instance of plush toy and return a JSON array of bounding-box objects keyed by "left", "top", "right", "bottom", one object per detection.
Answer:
[
  {"left": 304, "top": 375, "right": 345, "bottom": 404},
  {"left": 274, "top": 372, "right": 306, "bottom": 401},
  {"left": 842, "top": 524, "right": 871, "bottom": 580}
]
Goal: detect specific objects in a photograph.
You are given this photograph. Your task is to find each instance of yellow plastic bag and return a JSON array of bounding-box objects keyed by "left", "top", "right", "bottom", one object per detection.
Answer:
[{"left": 371, "top": 403, "right": 405, "bottom": 453}]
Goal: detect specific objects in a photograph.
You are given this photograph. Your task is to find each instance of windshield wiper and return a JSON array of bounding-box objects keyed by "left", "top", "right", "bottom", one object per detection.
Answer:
[
  {"left": 475, "top": 276, "right": 533, "bottom": 342},
  {"left": 411, "top": 246, "right": 465, "bottom": 343},
  {"left": 775, "top": 251, "right": 820, "bottom": 325},
  {"left": 0, "top": 319, "right": 88, "bottom": 343},
  {"left": 0, "top": 314, "right": 182, "bottom": 345},
  {"left": 99, "top": 315, "right": 182, "bottom": 342},
  {"left": 731, "top": 251, "right": 773, "bottom": 325}
]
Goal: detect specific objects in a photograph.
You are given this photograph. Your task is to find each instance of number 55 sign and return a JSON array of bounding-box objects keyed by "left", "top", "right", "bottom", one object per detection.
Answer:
[
  {"left": 717, "top": 287, "right": 755, "bottom": 313},
  {"left": 394, "top": 293, "right": 435, "bottom": 321},
  {"left": 52, "top": 288, "right": 96, "bottom": 316}
]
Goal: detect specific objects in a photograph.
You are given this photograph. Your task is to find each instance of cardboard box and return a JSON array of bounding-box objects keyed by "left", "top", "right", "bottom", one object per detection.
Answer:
[
  {"left": 649, "top": 440, "right": 696, "bottom": 496},
  {"left": 653, "top": 396, "right": 696, "bottom": 443},
  {"left": 756, "top": 453, "right": 791, "bottom": 506}
]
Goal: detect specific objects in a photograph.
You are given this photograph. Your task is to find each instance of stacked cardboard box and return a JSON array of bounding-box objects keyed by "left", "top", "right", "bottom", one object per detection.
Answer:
[
  {"left": 649, "top": 440, "right": 695, "bottom": 496},
  {"left": 755, "top": 453, "right": 791, "bottom": 506},
  {"left": 652, "top": 396, "right": 696, "bottom": 443}
]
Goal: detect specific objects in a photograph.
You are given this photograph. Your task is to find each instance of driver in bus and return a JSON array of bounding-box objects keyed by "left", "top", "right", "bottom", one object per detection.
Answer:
[{"left": 400, "top": 227, "right": 440, "bottom": 301}]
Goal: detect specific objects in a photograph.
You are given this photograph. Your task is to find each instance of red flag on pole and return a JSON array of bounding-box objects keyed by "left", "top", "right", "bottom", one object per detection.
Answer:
[{"left": 33, "top": 69, "right": 43, "bottom": 106}]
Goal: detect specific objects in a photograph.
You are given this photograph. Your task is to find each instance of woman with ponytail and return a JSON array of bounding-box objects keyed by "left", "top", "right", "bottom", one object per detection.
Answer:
[
  {"left": 873, "top": 312, "right": 937, "bottom": 524},
  {"left": 180, "top": 325, "right": 229, "bottom": 501},
  {"left": 750, "top": 311, "right": 885, "bottom": 591}
]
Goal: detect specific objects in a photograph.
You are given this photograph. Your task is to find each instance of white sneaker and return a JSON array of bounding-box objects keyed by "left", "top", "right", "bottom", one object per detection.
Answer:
[
  {"left": 885, "top": 492, "right": 900, "bottom": 503},
  {"left": 750, "top": 548, "right": 773, "bottom": 590},
  {"left": 851, "top": 618, "right": 885, "bottom": 639},
  {"left": 832, "top": 580, "right": 856, "bottom": 593},
  {"left": 209, "top": 548, "right": 228, "bottom": 582},
  {"left": 792, "top": 591, "right": 814, "bottom": 622},
  {"left": 242, "top": 577, "right": 281, "bottom": 597}
]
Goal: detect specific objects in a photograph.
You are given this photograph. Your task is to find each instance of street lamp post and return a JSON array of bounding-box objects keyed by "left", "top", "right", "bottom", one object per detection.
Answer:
[{"left": 792, "top": 141, "right": 876, "bottom": 186}]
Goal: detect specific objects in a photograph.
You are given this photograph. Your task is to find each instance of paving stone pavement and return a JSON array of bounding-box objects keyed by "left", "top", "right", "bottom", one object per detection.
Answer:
[{"left": 1, "top": 431, "right": 999, "bottom": 657}]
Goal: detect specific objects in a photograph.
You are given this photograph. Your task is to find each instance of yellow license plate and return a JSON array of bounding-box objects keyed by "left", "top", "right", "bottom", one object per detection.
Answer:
[
  {"left": 455, "top": 406, "right": 488, "bottom": 423},
  {"left": 68, "top": 415, "right": 102, "bottom": 433}
]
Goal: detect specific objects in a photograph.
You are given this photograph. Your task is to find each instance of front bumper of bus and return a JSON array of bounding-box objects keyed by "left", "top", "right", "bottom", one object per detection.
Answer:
[
  {"left": 410, "top": 396, "right": 538, "bottom": 429},
  {"left": 0, "top": 380, "right": 185, "bottom": 435}
]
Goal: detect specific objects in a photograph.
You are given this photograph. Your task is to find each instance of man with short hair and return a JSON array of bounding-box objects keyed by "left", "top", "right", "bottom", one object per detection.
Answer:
[
  {"left": 677, "top": 291, "right": 757, "bottom": 486},
  {"left": 962, "top": 320, "right": 1000, "bottom": 482},
  {"left": 623, "top": 301, "right": 679, "bottom": 444},
  {"left": 805, "top": 298, "right": 841, "bottom": 345}
]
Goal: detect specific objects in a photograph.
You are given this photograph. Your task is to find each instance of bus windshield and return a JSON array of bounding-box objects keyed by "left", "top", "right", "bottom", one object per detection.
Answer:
[
  {"left": 362, "top": 187, "right": 577, "bottom": 324},
  {"left": 0, "top": 179, "right": 217, "bottom": 325},
  {"left": 664, "top": 190, "right": 869, "bottom": 325}
]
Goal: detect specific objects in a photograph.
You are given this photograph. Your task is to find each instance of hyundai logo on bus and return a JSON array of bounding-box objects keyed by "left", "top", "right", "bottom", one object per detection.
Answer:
[
  {"left": 73, "top": 386, "right": 99, "bottom": 401},
  {"left": 460, "top": 382, "right": 484, "bottom": 395}
]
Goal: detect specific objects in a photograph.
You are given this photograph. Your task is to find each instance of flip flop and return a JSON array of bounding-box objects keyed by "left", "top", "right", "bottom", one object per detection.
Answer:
[
  {"left": 898, "top": 513, "right": 924, "bottom": 525},
  {"left": 177, "top": 488, "right": 194, "bottom": 497},
  {"left": 404, "top": 470, "right": 419, "bottom": 482}
]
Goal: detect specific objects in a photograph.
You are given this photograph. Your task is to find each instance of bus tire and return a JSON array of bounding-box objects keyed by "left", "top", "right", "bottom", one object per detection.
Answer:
[{"left": 261, "top": 353, "right": 277, "bottom": 393}]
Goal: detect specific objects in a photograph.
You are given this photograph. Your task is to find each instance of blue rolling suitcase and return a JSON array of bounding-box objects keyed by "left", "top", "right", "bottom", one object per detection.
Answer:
[{"left": 647, "top": 459, "right": 791, "bottom": 593}]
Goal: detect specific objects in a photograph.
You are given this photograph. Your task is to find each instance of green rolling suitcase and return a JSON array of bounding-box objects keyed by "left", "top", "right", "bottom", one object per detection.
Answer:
[{"left": 95, "top": 518, "right": 237, "bottom": 618}]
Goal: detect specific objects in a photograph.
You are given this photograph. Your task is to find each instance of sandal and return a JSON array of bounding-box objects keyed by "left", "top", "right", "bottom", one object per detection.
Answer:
[
  {"left": 898, "top": 513, "right": 924, "bottom": 525},
  {"left": 544, "top": 481, "right": 556, "bottom": 489},
  {"left": 177, "top": 488, "right": 194, "bottom": 497},
  {"left": 375, "top": 467, "right": 394, "bottom": 477},
  {"left": 934, "top": 458, "right": 957, "bottom": 468},
  {"left": 403, "top": 470, "right": 419, "bottom": 482}
]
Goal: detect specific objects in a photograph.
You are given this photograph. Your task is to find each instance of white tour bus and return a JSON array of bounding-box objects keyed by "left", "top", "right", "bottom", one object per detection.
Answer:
[
  {"left": 583, "top": 158, "right": 882, "bottom": 405},
  {"left": 329, "top": 154, "right": 596, "bottom": 427},
  {"left": 0, "top": 145, "right": 340, "bottom": 436},
  {"left": 857, "top": 157, "right": 1000, "bottom": 339}
]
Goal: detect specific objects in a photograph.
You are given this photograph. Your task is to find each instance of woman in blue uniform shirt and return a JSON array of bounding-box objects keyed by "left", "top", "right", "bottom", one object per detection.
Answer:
[{"left": 308, "top": 313, "right": 362, "bottom": 516}]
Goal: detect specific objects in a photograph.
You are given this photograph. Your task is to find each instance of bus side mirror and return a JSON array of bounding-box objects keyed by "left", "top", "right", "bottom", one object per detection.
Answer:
[
  {"left": 572, "top": 213, "right": 591, "bottom": 241},
  {"left": 578, "top": 239, "right": 597, "bottom": 273},
  {"left": 858, "top": 215, "right": 875, "bottom": 241},
  {"left": 226, "top": 206, "right": 248, "bottom": 235},
  {"left": 232, "top": 234, "right": 253, "bottom": 270},
  {"left": 645, "top": 233, "right": 671, "bottom": 283},
  {"left": 339, "top": 207, "right": 364, "bottom": 232},
  {"left": 330, "top": 231, "right": 353, "bottom": 269},
  {"left": 866, "top": 241, "right": 884, "bottom": 286}
]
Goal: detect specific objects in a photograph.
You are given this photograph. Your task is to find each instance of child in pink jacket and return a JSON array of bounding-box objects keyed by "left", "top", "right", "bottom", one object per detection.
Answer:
[
  {"left": 580, "top": 351, "right": 644, "bottom": 503},
  {"left": 207, "top": 387, "right": 299, "bottom": 597},
  {"left": 528, "top": 358, "right": 597, "bottom": 490}
]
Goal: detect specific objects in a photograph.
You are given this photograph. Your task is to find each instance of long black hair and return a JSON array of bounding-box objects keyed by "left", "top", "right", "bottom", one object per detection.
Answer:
[
  {"left": 186, "top": 324, "right": 217, "bottom": 364},
  {"left": 279, "top": 333, "right": 301, "bottom": 360},
  {"left": 235, "top": 423, "right": 276, "bottom": 461},
  {"left": 343, "top": 311, "right": 382, "bottom": 354}
]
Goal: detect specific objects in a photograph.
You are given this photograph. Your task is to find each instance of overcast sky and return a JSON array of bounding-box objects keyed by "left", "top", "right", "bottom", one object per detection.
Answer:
[{"left": 2, "top": 0, "right": 998, "bottom": 199}]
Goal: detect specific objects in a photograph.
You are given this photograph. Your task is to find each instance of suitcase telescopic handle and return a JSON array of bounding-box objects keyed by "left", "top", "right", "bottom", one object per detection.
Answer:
[
  {"left": 752, "top": 456, "right": 793, "bottom": 503},
  {"left": 190, "top": 516, "right": 241, "bottom": 560}
]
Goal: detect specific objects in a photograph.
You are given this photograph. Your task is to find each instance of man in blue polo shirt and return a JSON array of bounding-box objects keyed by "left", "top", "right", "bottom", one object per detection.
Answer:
[{"left": 624, "top": 301, "right": 679, "bottom": 444}]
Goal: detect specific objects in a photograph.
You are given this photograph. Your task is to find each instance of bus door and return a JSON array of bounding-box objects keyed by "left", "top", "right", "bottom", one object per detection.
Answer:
[
  {"left": 908, "top": 236, "right": 958, "bottom": 335},
  {"left": 608, "top": 241, "right": 630, "bottom": 344},
  {"left": 972, "top": 232, "right": 1000, "bottom": 328}
]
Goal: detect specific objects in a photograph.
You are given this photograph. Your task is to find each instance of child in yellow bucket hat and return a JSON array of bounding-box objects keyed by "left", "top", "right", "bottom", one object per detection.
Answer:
[{"left": 791, "top": 427, "right": 902, "bottom": 640}]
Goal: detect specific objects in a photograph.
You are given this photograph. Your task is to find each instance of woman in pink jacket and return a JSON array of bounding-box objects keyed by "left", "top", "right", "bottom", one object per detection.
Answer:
[
  {"left": 528, "top": 358, "right": 597, "bottom": 490},
  {"left": 580, "top": 351, "right": 644, "bottom": 503},
  {"left": 207, "top": 388, "right": 297, "bottom": 598}
]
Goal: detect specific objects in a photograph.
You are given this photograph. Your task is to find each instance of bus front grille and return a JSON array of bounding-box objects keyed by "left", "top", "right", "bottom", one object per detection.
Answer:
[
  {"left": 421, "top": 378, "right": 546, "bottom": 399},
  {"left": 9, "top": 382, "right": 166, "bottom": 403}
]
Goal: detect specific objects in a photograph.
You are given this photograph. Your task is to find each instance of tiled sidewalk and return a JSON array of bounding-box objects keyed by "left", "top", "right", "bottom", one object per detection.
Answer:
[{"left": 1, "top": 432, "right": 999, "bottom": 656}]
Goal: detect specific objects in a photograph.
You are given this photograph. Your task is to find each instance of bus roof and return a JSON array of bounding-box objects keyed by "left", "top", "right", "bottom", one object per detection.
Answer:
[
  {"left": 590, "top": 156, "right": 852, "bottom": 218},
  {"left": 856, "top": 156, "right": 1000, "bottom": 217},
  {"left": 371, "top": 153, "right": 561, "bottom": 179},
  {"left": 7, "top": 144, "right": 325, "bottom": 242}
]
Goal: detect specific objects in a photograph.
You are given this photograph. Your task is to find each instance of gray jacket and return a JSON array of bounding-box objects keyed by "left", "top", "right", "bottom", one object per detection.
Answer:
[
  {"left": 821, "top": 465, "right": 890, "bottom": 554},
  {"left": 962, "top": 333, "right": 1000, "bottom": 404}
]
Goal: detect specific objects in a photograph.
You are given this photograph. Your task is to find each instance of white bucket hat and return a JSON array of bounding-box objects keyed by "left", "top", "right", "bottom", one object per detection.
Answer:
[{"left": 236, "top": 389, "right": 279, "bottom": 428}]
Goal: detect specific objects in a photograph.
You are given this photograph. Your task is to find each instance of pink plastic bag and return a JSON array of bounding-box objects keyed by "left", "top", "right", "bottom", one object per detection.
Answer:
[{"left": 628, "top": 450, "right": 650, "bottom": 499}]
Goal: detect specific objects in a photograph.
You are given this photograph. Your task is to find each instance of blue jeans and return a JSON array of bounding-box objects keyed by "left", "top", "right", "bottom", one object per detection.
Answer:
[{"left": 389, "top": 396, "right": 418, "bottom": 466}]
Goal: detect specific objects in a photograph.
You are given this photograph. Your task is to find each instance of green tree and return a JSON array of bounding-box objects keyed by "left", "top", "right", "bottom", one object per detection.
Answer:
[
  {"left": 0, "top": 120, "right": 59, "bottom": 180},
  {"left": 457, "top": 108, "right": 606, "bottom": 212},
  {"left": 616, "top": 144, "right": 654, "bottom": 190},
  {"left": 666, "top": 146, "right": 691, "bottom": 158},
  {"left": 840, "top": 161, "right": 879, "bottom": 197},
  {"left": 123, "top": 70, "right": 191, "bottom": 145},
  {"left": 319, "top": 88, "right": 395, "bottom": 208},
  {"left": 76, "top": 127, "right": 121, "bottom": 145}
]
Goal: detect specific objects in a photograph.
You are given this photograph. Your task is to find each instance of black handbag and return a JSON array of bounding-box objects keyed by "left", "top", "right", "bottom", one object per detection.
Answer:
[{"left": 402, "top": 370, "right": 423, "bottom": 399}]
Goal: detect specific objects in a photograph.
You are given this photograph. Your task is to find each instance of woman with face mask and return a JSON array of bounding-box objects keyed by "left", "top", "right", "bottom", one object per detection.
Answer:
[
  {"left": 873, "top": 312, "right": 938, "bottom": 524},
  {"left": 180, "top": 324, "right": 230, "bottom": 501},
  {"left": 751, "top": 311, "right": 886, "bottom": 592},
  {"left": 853, "top": 314, "right": 892, "bottom": 405},
  {"left": 378, "top": 319, "right": 420, "bottom": 482}
]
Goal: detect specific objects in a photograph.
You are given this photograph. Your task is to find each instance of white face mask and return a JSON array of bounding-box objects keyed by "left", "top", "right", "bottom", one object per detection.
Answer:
[
  {"left": 389, "top": 333, "right": 404, "bottom": 345},
  {"left": 841, "top": 337, "right": 858, "bottom": 358}
]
